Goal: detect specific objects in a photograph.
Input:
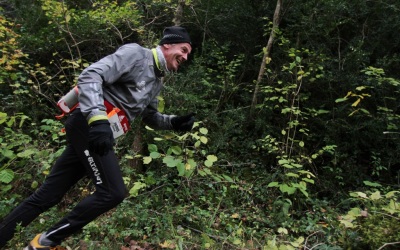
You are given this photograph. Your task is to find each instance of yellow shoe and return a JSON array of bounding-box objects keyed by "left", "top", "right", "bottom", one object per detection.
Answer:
[{"left": 23, "top": 234, "right": 66, "bottom": 250}]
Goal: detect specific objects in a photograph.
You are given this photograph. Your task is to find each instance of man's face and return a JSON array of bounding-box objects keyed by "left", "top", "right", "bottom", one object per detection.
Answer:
[{"left": 163, "top": 43, "right": 192, "bottom": 72}]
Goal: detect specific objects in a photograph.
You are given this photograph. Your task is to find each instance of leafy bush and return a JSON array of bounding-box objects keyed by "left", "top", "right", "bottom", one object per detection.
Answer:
[{"left": 338, "top": 181, "right": 400, "bottom": 249}]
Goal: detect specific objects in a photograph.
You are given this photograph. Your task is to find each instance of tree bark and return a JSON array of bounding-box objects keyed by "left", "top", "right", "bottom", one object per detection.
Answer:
[
  {"left": 250, "top": 0, "right": 283, "bottom": 115},
  {"left": 173, "top": 0, "right": 186, "bottom": 26}
]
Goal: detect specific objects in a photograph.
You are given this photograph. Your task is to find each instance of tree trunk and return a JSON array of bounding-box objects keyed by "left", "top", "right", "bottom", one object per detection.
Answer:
[
  {"left": 130, "top": 124, "right": 144, "bottom": 173},
  {"left": 250, "top": 0, "right": 283, "bottom": 115},
  {"left": 173, "top": 0, "right": 186, "bottom": 26}
]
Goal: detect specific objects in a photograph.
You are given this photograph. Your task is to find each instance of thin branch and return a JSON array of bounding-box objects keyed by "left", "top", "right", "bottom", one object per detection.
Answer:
[
  {"left": 378, "top": 241, "right": 400, "bottom": 250},
  {"left": 303, "top": 230, "right": 323, "bottom": 250}
]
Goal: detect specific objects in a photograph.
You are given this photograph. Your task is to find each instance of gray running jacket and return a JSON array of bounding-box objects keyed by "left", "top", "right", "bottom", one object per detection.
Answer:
[{"left": 77, "top": 43, "right": 174, "bottom": 130}]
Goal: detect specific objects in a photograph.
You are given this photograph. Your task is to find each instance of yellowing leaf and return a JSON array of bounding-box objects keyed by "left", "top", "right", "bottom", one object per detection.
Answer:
[
  {"left": 206, "top": 155, "right": 218, "bottom": 162},
  {"left": 278, "top": 227, "right": 288, "bottom": 234},
  {"left": 159, "top": 240, "right": 175, "bottom": 249},
  {"left": 370, "top": 191, "right": 381, "bottom": 200},
  {"left": 143, "top": 156, "right": 152, "bottom": 164},
  {"left": 339, "top": 220, "right": 355, "bottom": 228},
  {"left": 231, "top": 213, "right": 239, "bottom": 218},
  {"left": 351, "top": 98, "right": 361, "bottom": 107},
  {"left": 233, "top": 238, "right": 241, "bottom": 245},
  {"left": 355, "top": 192, "right": 367, "bottom": 198}
]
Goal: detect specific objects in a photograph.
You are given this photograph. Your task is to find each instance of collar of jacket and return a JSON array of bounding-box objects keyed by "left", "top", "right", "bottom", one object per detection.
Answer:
[{"left": 152, "top": 47, "right": 168, "bottom": 77}]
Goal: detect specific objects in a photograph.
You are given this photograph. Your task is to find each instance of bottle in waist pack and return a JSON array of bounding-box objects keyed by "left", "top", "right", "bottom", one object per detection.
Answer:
[
  {"left": 55, "top": 86, "right": 131, "bottom": 138},
  {"left": 105, "top": 100, "right": 131, "bottom": 139},
  {"left": 56, "top": 86, "right": 79, "bottom": 119}
]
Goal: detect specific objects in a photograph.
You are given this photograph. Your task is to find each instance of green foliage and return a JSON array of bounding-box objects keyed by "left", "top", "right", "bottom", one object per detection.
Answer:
[
  {"left": 130, "top": 121, "right": 232, "bottom": 197},
  {"left": 0, "top": 111, "right": 65, "bottom": 199},
  {"left": 338, "top": 182, "right": 400, "bottom": 249},
  {"left": 2, "top": 0, "right": 400, "bottom": 249}
]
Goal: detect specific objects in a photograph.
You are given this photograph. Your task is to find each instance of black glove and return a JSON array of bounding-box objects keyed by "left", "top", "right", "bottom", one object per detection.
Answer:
[
  {"left": 88, "top": 120, "right": 114, "bottom": 156},
  {"left": 171, "top": 113, "right": 195, "bottom": 132}
]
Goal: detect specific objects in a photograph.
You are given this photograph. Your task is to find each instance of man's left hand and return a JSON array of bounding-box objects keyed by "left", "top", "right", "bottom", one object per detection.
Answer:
[{"left": 171, "top": 113, "right": 195, "bottom": 132}]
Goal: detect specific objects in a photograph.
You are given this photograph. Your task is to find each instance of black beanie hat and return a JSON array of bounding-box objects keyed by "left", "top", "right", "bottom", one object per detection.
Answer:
[{"left": 159, "top": 26, "right": 191, "bottom": 45}]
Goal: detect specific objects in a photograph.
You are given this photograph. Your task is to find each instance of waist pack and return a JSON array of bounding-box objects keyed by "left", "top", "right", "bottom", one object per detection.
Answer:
[{"left": 56, "top": 87, "right": 130, "bottom": 138}]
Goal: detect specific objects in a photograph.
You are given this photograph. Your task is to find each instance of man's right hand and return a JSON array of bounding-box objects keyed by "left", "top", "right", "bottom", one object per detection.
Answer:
[{"left": 88, "top": 120, "right": 114, "bottom": 156}]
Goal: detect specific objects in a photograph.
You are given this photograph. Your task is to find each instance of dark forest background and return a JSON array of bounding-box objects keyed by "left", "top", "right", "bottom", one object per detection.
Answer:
[{"left": 1, "top": 0, "right": 399, "bottom": 249}]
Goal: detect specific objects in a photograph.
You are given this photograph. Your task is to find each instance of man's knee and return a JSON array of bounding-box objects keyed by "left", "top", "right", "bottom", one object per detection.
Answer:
[{"left": 101, "top": 188, "right": 126, "bottom": 207}]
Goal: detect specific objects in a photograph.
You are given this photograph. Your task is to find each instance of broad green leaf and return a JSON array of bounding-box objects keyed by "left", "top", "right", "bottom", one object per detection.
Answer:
[
  {"left": 335, "top": 98, "right": 347, "bottom": 103},
  {"left": 278, "top": 159, "right": 289, "bottom": 165},
  {"left": 283, "top": 164, "right": 293, "bottom": 169},
  {"left": 0, "top": 169, "right": 14, "bottom": 184},
  {"left": 280, "top": 184, "right": 296, "bottom": 194},
  {"left": 363, "top": 180, "right": 382, "bottom": 187},
  {"left": 268, "top": 182, "right": 279, "bottom": 187},
  {"left": 222, "top": 174, "right": 233, "bottom": 182},
  {"left": 148, "top": 144, "right": 158, "bottom": 152},
  {"left": 298, "top": 170, "right": 316, "bottom": 177},
  {"left": 149, "top": 152, "right": 160, "bottom": 159},
  {"left": 198, "top": 170, "right": 206, "bottom": 176},
  {"left": 1, "top": 184, "right": 12, "bottom": 192},
  {"left": 188, "top": 159, "right": 197, "bottom": 169},
  {"left": 385, "top": 191, "right": 399, "bottom": 198},
  {"left": 355, "top": 192, "right": 367, "bottom": 198},
  {"left": 339, "top": 220, "right": 355, "bottom": 228},
  {"left": 316, "top": 109, "right": 330, "bottom": 114},
  {"left": 0, "top": 112, "right": 8, "bottom": 124},
  {"left": 302, "top": 178, "right": 314, "bottom": 184},
  {"left": 1, "top": 149, "right": 15, "bottom": 159},
  {"left": 203, "top": 168, "right": 212, "bottom": 175},
  {"left": 199, "top": 127, "right": 208, "bottom": 135},
  {"left": 348, "top": 207, "right": 361, "bottom": 217},
  {"left": 163, "top": 156, "right": 178, "bottom": 167},
  {"left": 177, "top": 162, "right": 185, "bottom": 176},
  {"left": 200, "top": 136, "right": 208, "bottom": 144},
  {"left": 31, "top": 180, "right": 38, "bottom": 189},
  {"left": 170, "top": 146, "right": 182, "bottom": 155},
  {"left": 163, "top": 132, "right": 176, "bottom": 139},
  {"left": 299, "top": 188, "right": 309, "bottom": 197},
  {"left": 292, "top": 163, "right": 303, "bottom": 168},
  {"left": 211, "top": 175, "right": 222, "bottom": 182},
  {"left": 129, "top": 181, "right": 146, "bottom": 197},
  {"left": 360, "top": 108, "right": 370, "bottom": 114},
  {"left": 17, "top": 149, "right": 35, "bottom": 158},
  {"left": 204, "top": 160, "right": 213, "bottom": 167}
]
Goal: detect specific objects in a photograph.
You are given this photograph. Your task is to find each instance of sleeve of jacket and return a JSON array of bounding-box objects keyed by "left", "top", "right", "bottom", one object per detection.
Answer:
[
  {"left": 141, "top": 97, "right": 176, "bottom": 130},
  {"left": 77, "top": 45, "right": 139, "bottom": 124}
]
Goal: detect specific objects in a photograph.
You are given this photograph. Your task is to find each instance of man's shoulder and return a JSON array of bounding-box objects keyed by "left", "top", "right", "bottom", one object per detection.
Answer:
[
  {"left": 118, "top": 43, "right": 149, "bottom": 52},
  {"left": 116, "top": 43, "right": 152, "bottom": 58}
]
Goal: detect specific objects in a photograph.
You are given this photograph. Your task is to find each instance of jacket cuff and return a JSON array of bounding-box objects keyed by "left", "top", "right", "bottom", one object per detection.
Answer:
[{"left": 88, "top": 113, "right": 108, "bottom": 125}]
